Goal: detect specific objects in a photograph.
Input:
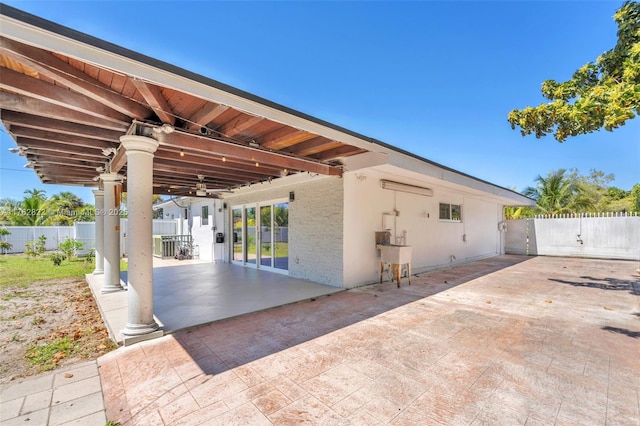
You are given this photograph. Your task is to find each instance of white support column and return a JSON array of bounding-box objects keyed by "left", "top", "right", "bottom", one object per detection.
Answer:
[
  {"left": 92, "top": 189, "right": 104, "bottom": 275},
  {"left": 119, "top": 135, "right": 161, "bottom": 342},
  {"left": 100, "top": 173, "right": 124, "bottom": 293}
]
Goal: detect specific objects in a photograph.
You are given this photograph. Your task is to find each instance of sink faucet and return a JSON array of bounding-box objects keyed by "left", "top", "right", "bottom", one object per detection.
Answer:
[{"left": 396, "top": 230, "right": 407, "bottom": 246}]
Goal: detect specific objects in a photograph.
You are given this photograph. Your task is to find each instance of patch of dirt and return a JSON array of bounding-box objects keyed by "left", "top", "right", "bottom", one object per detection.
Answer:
[{"left": 0, "top": 278, "right": 116, "bottom": 384}]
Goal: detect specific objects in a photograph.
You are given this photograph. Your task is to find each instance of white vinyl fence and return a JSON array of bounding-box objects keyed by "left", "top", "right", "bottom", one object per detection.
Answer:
[
  {"left": 1, "top": 219, "right": 178, "bottom": 256},
  {"left": 505, "top": 212, "right": 639, "bottom": 260}
]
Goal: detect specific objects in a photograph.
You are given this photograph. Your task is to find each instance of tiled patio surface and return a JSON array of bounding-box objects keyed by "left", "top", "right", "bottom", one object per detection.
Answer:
[
  {"left": 87, "top": 258, "right": 343, "bottom": 344},
  {"left": 98, "top": 255, "right": 640, "bottom": 425}
]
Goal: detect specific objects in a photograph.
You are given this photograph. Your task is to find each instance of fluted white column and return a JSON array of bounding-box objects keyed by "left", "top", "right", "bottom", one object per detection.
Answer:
[
  {"left": 100, "top": 173, "right": 124, "bottom": 293},
  {"left": 119, "top": 135, "right": 160, "bottom": 339},
  {"left": 92, "top": 189, "right": 104, "bottom": 275}
]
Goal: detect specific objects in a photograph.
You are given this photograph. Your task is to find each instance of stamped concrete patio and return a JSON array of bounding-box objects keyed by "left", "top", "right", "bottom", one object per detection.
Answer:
[{"left": 98, "top": 255, "right": 639, "bottom": 425}]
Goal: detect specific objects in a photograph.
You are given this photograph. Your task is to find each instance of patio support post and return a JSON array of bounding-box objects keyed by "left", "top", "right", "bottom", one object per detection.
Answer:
[
  {"left": 92, "top": 189, "right": 104, "bottom": 275},
  {"left": 119, "top": 135, "right": 160, "bottom": 341},
  {"left": 100, "top": 173, "right": 124, "bottom": 293}
]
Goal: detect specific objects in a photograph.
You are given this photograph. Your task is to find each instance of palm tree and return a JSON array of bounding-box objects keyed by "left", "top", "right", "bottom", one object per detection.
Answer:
[
  {"left": 23, "top": 188, "right": 47, "bottom": 200},
  {"left": 47, "top": 191, "right": 93, "bottom": 225},
  {"left": 523, "top": 169, "right": 593, "bottom": 215}
]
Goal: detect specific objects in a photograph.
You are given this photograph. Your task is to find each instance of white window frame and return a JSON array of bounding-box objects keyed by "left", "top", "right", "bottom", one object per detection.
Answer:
[
  {"left": 439, "top": 203, "right": 462, "bottom": 222},
  {"left": 201, "top": 205, "right": 209, "bottom": 226}
]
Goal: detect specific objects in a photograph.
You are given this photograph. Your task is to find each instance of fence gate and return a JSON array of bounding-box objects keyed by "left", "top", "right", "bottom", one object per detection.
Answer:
[{"left": 505, "top": 213, "right": 639, "bottom": 260}]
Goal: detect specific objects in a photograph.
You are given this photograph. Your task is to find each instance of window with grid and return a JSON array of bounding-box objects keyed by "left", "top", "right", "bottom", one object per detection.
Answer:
[{"left": 439, "top": 203, "right": 462, "bottom": 221}]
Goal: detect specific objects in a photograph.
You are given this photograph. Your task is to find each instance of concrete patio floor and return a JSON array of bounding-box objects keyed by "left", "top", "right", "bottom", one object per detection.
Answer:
[
  {"left": 87, "top": 258, "right": 343, "bottom": 344},
  {"left": 97, "top": 255, "right": 640, "bottom": 425}
]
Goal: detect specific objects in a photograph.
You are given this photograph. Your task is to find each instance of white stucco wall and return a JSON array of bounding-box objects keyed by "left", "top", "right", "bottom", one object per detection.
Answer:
[
  {"left": 157, "top": 198, "right": 225, "bottom": 262},
  {"left": 343, "top": 169, "right": 506, "bottom": 288},
  {"left": 161, "top": 169, "right": 511, "bottom": 289}
]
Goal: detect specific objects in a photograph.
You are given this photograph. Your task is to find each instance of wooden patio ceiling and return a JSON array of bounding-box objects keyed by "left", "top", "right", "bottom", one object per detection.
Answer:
[{"left": 0, "top": 33, "right": 367, "bottom": 197}]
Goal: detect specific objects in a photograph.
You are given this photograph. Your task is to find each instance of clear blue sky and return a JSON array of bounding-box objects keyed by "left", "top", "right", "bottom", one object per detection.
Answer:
[{"left": 1, "top": 1, "right": 638, "bottom": 204}]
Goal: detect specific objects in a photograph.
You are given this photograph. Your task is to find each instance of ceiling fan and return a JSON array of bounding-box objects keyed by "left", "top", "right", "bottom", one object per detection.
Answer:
[{"left": 191, "top": 175, "right": 232, "bottom": 197}]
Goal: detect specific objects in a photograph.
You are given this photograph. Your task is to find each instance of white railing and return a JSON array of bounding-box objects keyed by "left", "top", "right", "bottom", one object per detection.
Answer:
[{"left": 533, "top": 211, "right": 637, "bottom": 219}]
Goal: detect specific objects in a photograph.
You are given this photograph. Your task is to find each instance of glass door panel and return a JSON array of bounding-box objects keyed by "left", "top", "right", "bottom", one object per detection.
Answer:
[
  {"left": 273, "top": 203, "right": 288, "bottom": 270},
  {"left": 245, "top": 207, "right": 257, "bottom": 264},
  {"left": 232, "top": 208, "right": 243, "bottom": 262},
  {"left": 260, "top": 205, "right": 272, "bottom": 268}
]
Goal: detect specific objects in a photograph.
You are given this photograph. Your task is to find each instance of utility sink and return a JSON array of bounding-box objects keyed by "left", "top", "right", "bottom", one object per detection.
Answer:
[
  {"left": 377, "top": 244, "right": 412, "bottom": 287},
  {"left": 377, "top": 244, "right": 412, "bottom": 264}
]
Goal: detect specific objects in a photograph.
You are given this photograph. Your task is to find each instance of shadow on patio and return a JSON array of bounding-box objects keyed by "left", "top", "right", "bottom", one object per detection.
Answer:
[{"left": 99, "top": 255, "right": 640, "bottom": 424}]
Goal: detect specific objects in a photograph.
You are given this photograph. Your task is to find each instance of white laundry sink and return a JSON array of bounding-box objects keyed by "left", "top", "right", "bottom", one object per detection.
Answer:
[
  {"left": 377, "top": 244, "right": 412, "bottom": 264},
  {"left": 376, "top": 244, "right": 412, "bottom": 287}
]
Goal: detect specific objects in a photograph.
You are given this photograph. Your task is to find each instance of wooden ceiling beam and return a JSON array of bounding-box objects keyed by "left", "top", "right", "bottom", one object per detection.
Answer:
[
  {"left": 109, "top": 146, "right": 127, "bottom": 174},
  {"left": 16, "top": 135, "right": 115, "bottom": 152},
  {"left": 1, "top": 111, "right": 123, "bottom": 141},
  {"left": 286, "top": 137, "right": 342, "bottom": 156},
  {"left": 310, "top": 145, "right": 367, "bottom": 161},
  {"left": 0, "top": 91, "right": 128, "bottom": 131},
  {"left": 153, "top": 158, "right": 270, "bottom": 181},
  {"left": 156, "top": 131, "right": 341, "bottom": 177},
  {"left": 130, "top": 79, "right": 175, "bottom": 125},
  {"left": 22, "top": 147, "right": 106, "bottom": 161},
  {"left": 32, "top": 166, "right": 97, "bottom": 178},
  {"left": 152, "top": 174, "right": 240, "bottom": 188},
  {"left": 26, "top": 156, "right": 104, "bottom": 170},
  {"left": 0, "top": 37, "right": 151, "bottom": 119},
  {"left": 218, "top": 114, "right": 264, "bottom": 138},
  {"left": 185, "top": 103, "right": 229, "bottom": 131},
  {"left": 258, "top": 127, "right": 316, "bottom": 150},
  {"left": 14, "top": 139, "right": 111, "bottom": 159},
  {"left": 154, "top": 149, "right": 282, "bottom": 175},
  {"left": 0, "top": 68, "right": 131, "bottom": 125},
  {"left": 10, "top": 126, "right": 115, "bottom": 149}
]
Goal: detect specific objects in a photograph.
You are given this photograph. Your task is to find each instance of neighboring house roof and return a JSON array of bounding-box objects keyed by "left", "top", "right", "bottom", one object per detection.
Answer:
[{"left": 0, "top": 4, "right": 534, "bottom": 207}]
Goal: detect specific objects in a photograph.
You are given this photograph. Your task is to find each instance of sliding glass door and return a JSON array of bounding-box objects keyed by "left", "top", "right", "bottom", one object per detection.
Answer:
[
  {"left": 231, "top": 200, "right": 288, "bottom": 272},
  {"left": 273, "top": 203, "right": 288, "bottom": 270},
  {"left": 232, "top": 207, "right": 242, "bottom": 262},
  {"left": 260, "top": 205, "right": 272, "bottom": 268}
]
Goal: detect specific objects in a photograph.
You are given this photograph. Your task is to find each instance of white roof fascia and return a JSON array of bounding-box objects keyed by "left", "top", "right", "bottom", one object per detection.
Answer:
[{"left": 372, "top": 151, "right": 536, "bottom": 206}]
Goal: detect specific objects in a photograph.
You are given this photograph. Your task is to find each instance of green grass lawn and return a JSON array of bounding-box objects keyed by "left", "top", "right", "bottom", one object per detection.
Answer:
[
  {"left": 0, "top": 254, "right": 128, "bottom": 289},
  {"left": 233, "top": 242, "right": 288, "bottom": 257}
]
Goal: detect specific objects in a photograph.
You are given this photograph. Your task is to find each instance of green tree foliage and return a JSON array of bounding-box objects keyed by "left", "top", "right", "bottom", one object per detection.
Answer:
[
  {"left": 0, "top": 227, "right": 12, "bottom": 254},
  {"left": 510, "top": 169, "right": 638, "bottom": 217},
  {"left": 523, "top": 169, "right": 594, "bottom": 215},
  {"left": 631, "top": 183, "right": 640, "bottom": 210},
  {"left": 57, "top": 238, "right": 85, "bottom": 261},
  {"left": 25, "top": 235, "right": 46, "bottom": 258},
  {"left": 508, "top": 1, "right": 640, "bottom": 142},
  {"left": 0, "top": 189, "right": 94, "bottom": 225}
]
